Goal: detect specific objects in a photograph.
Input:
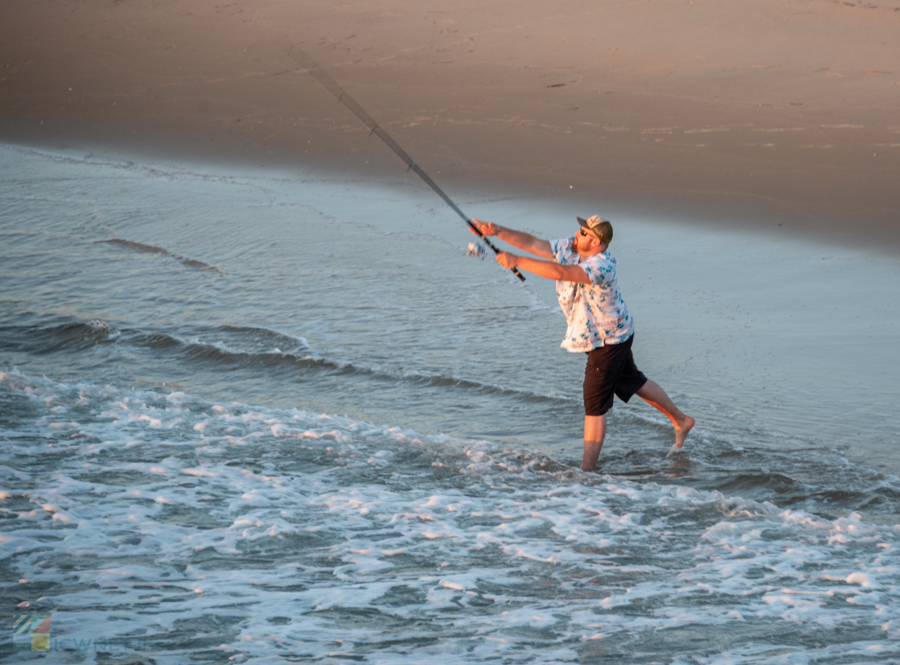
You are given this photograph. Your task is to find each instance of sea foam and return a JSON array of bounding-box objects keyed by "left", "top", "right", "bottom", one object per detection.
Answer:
[{"left": 1, "top": 372, "right": 898, "bottom": 663}]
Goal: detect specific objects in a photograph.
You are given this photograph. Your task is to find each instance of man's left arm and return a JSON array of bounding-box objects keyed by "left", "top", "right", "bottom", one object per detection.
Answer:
[{"left": 497, "top": 252, "right": 591, "bottom": 284}]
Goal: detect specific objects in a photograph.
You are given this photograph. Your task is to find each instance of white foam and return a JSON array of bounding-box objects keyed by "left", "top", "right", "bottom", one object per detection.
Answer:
[{"left": 1, "top": 372, "right": 899, "bottom": 662}]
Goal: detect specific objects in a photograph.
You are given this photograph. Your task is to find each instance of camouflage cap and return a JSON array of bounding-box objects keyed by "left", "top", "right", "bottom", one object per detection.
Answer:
[{"left": 576, "top": 215, "right": 613, "bottom": 245}]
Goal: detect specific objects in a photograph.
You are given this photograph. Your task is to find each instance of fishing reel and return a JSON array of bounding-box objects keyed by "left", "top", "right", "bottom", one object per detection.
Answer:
[{"left": 466, "top": 241, "right": 487, "bottom": 260}]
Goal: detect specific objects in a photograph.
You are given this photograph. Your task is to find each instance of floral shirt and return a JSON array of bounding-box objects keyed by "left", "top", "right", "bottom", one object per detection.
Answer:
[{"left": 550, "top": 236, "right": 634, "bottom": 352}]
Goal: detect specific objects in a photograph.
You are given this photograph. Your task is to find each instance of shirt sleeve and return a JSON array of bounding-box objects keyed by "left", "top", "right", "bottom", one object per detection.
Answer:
[
  {"left": 550, "top": 237, "right": 575, "bottom": 264},
  {"left": 579, "top": 255, "right": 615, "bottom": 287}
]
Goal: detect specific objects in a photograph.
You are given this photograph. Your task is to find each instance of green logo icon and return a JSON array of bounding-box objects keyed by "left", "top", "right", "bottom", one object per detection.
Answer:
[{"left": 13, "top": 615, "right": 50, "bottom": 652}]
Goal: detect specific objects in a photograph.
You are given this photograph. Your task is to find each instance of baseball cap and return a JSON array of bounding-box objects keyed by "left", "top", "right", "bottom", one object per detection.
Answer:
[{"left": 576, "top": 215, "right": 613, "bottom": 245}]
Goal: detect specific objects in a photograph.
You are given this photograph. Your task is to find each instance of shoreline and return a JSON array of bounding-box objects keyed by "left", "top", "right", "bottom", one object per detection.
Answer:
[
  {"left": 2, "top": 0, "right": 899, "bottom": 252},
  {"left": 6, "top": 136, "right": 900, "bottom": 261}
]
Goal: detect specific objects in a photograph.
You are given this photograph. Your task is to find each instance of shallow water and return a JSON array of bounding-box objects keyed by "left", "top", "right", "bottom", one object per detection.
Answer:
[{"left": 1, "top": 144, "right": 899, "bottom": 663}]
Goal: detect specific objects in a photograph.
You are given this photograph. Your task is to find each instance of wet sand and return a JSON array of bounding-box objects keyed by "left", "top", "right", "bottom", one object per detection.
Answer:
[{"left": 2, "top": 0, "right": 900, "bottom": 250}]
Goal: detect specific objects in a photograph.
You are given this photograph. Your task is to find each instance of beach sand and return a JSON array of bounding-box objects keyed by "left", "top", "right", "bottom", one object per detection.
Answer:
[{"left": 2, "top": 0, "right": 899, "bottom": 251}]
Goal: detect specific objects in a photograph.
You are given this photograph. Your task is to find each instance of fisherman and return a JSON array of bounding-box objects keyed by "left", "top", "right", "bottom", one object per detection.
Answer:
[{"left": 471, "top": 215, "right": 694, "bottom": 471}]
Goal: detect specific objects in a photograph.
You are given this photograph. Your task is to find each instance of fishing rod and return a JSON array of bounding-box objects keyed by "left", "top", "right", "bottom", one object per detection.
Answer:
[{"left": 288, "top": 45, "right": 526, "bottom": 282}]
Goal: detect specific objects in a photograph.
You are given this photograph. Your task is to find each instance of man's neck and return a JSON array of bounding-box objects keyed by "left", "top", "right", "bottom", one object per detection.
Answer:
[{"left": 577, "top": 245, "right": 608, "bottom": 260}]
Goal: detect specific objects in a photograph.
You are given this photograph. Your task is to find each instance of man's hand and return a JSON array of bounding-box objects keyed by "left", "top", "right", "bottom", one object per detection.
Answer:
[
  {"left": 469, "top": 219, "right": 554, "bottom": 260},
  {"left": 496, "top": 251, "right": 518, "bottom": 269},
  {"left": 471, "top": 218, "right": 499, "bottom": 237},
  {"left": 497, "top": 252, "right": 591, "bottom": 283}
]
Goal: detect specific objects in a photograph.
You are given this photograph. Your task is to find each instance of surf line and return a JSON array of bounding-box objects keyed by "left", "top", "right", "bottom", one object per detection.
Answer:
[
  {"left": 287, "top": 44, "right": 526, "bottom": 282},
  {"left": 97, "top": 239, "right": 223, "bottom": 274}
]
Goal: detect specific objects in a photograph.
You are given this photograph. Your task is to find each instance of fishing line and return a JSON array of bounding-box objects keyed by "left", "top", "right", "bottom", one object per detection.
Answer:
[{"left": 287, "top": 45, "right": 526, "bottom": 282}]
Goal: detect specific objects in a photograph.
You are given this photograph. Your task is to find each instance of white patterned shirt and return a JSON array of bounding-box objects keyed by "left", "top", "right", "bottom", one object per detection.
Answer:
[{"left": 550, "top": 237, "right": 634, "bottom": 352}]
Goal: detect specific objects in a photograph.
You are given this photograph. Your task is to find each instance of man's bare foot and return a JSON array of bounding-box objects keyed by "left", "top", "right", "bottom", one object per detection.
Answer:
[{"left": 673, "top": 416, "right": 695, "bottom": 449}]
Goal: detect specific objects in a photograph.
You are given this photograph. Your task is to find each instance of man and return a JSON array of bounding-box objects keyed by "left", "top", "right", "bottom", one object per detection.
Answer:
[{"left": 471, "top": 214, "right": 694, "bottom": 471}]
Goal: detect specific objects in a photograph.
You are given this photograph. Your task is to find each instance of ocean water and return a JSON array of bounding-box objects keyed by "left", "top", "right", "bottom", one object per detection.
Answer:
[{"left": 1, "top": 143, "right": 899, "bottom": 663}]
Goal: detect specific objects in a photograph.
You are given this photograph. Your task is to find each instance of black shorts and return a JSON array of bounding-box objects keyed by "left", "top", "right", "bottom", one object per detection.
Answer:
[{"left": 583, "top": 334, "right": 648, "bottom": 416}]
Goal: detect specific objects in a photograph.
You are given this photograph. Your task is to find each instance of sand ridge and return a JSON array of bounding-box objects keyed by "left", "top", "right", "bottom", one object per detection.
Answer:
[{"left": 2, "top": 0, "right": 899, "bottom": 249}]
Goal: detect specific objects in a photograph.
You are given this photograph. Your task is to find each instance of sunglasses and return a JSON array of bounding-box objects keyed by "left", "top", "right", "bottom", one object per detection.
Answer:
[{"left": 578, "top": 228, "right": 598, "bottom": 239}]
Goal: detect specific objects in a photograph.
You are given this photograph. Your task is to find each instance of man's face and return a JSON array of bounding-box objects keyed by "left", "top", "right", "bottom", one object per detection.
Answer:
[{"left": 574, "top": 227, "right": 599, "bottom": 254}]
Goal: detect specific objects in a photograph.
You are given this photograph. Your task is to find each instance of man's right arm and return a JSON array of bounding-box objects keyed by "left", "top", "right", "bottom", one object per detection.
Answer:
[{"left": 471, "top": 218, "right": 554, "bottom": 259}]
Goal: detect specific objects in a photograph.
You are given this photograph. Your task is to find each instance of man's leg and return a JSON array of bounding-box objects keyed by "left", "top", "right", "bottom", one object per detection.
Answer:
[
  {"left": 635, "top": 380, "right": 695, "bottom": 448},
  {"left": 582, "top": 414, "right": 607, "bottom": 471}
]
